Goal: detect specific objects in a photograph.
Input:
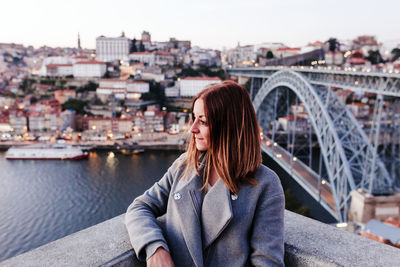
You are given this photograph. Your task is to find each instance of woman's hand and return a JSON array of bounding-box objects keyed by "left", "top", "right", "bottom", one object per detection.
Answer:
[{"left": 147, "top": 247, "right": 175, "bottom": 267}]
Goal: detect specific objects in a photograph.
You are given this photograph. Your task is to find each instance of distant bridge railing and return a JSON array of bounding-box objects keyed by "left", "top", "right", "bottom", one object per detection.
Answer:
[
  {"left": 228, "top": 66, "right": 400, "bottom": 97},
  {"left": 2, "top": 211, "right": 400, "bottom": 266}
]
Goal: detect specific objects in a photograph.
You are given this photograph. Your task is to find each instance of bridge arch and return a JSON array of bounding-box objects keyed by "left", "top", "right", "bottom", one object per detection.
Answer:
[{"left": 253, "top": 70, "right": 392, "bottom": 221}]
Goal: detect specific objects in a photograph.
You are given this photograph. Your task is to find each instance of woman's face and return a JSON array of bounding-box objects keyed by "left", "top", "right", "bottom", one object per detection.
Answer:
[{"left": 190, "top": 99, "right": 210, "bottom": 151}]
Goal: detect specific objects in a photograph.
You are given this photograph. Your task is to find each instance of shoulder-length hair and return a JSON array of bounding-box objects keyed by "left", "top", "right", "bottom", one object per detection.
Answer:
[{"left": 183, "top": 80, "right": 262, "bottom": 194}]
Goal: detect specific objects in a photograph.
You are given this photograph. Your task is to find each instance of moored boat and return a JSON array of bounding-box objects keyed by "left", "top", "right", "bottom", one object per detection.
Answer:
[
  {"left": 5, "top": 144, "right": 89, "bottom": 160},
  {"left": 119, "top": 148, "right": 145, "bottom": 155}
]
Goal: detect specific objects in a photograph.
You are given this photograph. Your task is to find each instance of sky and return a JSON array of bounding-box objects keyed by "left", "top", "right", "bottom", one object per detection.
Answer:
[{"left": 1, "top": 0, "right": 400, "bottom": 50}]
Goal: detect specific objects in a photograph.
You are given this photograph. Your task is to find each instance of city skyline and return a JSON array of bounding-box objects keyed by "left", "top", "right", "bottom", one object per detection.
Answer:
[{"left": 1, "top": 0, "right": 400, "bottom": 50}]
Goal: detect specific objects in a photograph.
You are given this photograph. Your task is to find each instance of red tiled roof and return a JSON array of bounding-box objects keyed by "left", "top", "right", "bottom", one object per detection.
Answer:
[
  {"left": 37, "top": 84, "right": 53, "bottom": 90},
  {"left": 86, "top": 117, "right": 132, "bottom": 121},
  {"left": 156, "top": 51, "right": 172, "bottom": 56},
  {"left": 101, "top": 79, "right": 124, "bottom": 82},
  {"left": 277, "top": 47, "right": 301, "bottom": 51},
  {"left": 97, "top": 87, "right": 126, "bottom": 90},
  {"left": 384, "top": 219, "right": 400, "bottom": 228},
  {"left": 73, "top": 55, "right": 89, "bottom": 59},
  {"left": 130, "top": 52, "right": 152, "bottom": 55},
  {"left": 76, "top": 61, "right": 105, "bottom": 65},
  {"left": 29, "top": 112, "right": 44, "bottom": 117},
  {"left": 327, "top": 51, "right": 342, "bottom": 55},
  {"left": 348, "top": 102, "right": 367, "bottom": 107},
  {"left": 279, "top": 115, "right": 307, "bottom": 121},
  {"left": 182, "top": 77, "right": 222, "bottom": 81},
  {"left": 348, "top": 57, "right": 367, "bottom": 64},
  {"left": 309, "top": 41, "right": 324, "bottom": 46},
  {"left": 128, "top": 81, "right": 147, "bottom": 84},
  {"left": 46, "top": 64, "right": 73, "bottom": 68},
  {"left": 55, "top": 89, "right": 75, "bottom": 94}
]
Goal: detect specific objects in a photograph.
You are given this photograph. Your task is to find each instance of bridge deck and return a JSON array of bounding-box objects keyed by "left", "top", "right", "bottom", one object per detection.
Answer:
[{"left": 261, "top": 139, "right": 337, "bottom": 218}]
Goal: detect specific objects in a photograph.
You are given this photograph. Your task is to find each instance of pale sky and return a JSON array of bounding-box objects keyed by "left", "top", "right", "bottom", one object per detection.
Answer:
[{"left": 1, "top": 0, "right": 399, "bottom": 50}]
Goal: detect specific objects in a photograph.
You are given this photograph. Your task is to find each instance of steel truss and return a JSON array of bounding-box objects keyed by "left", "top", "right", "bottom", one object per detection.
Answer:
[
  {"left": 230, "top": 67, "right": 400, "bottom": 97},
  {"left": 251, "top": 70, "right": 393, "bottom": 222}
]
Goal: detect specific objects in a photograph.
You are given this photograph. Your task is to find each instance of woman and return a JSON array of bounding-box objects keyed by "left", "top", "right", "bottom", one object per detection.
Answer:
[{"left": 125, "top": 81, "right": 285, "bottom": 266}]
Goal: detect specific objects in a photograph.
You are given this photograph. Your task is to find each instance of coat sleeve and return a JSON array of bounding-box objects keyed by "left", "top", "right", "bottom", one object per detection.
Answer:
[
  {"left": 250, "top": 170, "right": 285, "bottom": 267},
  {"left": 124, "top": 153, "right": 186, "bottom": 261}
]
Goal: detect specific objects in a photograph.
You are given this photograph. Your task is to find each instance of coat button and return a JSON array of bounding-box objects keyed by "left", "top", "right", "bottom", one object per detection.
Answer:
[
  {"left": 174, "top": 193, "right": 181, "bottom": 200},
  {"left": 231, "top": 194, "right": 238, "bottom": 200}
]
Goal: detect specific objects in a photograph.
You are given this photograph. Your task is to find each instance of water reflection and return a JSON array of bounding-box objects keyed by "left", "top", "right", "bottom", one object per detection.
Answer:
[{"left": 0, "top": 150, "right": 181, "bottom": 261}]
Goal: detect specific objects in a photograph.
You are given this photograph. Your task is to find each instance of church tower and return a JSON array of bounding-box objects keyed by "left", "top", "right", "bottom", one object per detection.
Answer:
[{"left": 77, "top": 33, "right": 82, "bottom": 52}]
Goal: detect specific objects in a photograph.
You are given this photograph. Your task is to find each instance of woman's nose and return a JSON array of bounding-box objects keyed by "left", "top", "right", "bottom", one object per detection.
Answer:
[{"left": 190, "top": 121, "right": 199, "bottom": 134}]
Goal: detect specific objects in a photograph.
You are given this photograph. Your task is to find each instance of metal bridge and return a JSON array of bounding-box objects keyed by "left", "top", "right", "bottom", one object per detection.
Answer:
[{"left": 227, "top": 67, "right": 400, "bottom": 222}]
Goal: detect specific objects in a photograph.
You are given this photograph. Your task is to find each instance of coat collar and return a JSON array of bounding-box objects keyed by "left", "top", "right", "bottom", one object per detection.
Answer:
[
  {"left": 173, "top": 171, "right": 233, "bottom": 266},
  {"left": 201, "top": 178, "right": 233, "bottom": 249},
  {"left": 173, "top": 171, "right": 204, "bottom": 267}
]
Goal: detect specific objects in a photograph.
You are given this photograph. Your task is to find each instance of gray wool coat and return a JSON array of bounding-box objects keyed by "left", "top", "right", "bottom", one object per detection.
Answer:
[{"left": 125, "top": 153, "right": 285, "bottom": 267}]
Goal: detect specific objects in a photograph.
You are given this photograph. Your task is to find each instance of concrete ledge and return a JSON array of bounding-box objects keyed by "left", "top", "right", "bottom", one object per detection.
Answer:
[
  {"left": 0, "top": 214, "right": 131, "bottom": 267},
  {"left": 2, "top": 210, "right": 400, "bottom": 266}
]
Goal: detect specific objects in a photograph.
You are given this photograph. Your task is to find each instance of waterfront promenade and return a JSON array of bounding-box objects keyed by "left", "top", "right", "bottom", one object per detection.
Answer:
[{"left": 0, "top": 132, "right": 188, "bottom": 151}]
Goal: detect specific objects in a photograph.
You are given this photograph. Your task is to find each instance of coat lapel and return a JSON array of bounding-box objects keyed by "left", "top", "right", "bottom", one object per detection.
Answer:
[
  {"left": 201, "top": 178, "right": 233, "bottom": 249},
  {"left": 173, "top": 172, "right": 204, "bottom": 267}
]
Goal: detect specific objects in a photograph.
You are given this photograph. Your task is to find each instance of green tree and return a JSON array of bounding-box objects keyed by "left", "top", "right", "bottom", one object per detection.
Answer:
[
  {"left": 199, "top": 66, "right": 227, "bottom": 80},
  {"left": 180, "top": 67, "right": 202, "bottom": 78},
  {"left": 391, "top": 48, "right": 400, "bottom": 62},
  {"left": 19, "top": 78, "right": 35, "bottom": 94},
  {"left": 130, "top": 38, "right": 137, "bottom": 53},
  {"left": 40, "top": 79, "right": 56, "bottom": 86},
  {"left": 326, "top": 38, "right": 340, "bottom": 52},
  {"left": 140, "top": 81, "right": 165, "bottom": 104},
  {"left": 366, "top": 50, "right": 384, "bottom": 64},
  {"left": 139, "top": 41, "right": 145, "bottom": 52},
  {"left": 62, "top": 99, "right": 88, "bottom": 114},
  {"left": 266, "top": 51, "right": 274, "bottom": 59},
  {"left": 77, "top": 81, "right": 98, "bottom": 93},
  {"left": 284, "top": 188, "right": 311, "bottom": 218}
]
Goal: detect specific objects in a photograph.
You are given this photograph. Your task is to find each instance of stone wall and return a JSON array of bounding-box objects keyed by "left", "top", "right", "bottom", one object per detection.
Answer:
[{"left": 2, "top": 210, "right": 400, "bottom": 266}]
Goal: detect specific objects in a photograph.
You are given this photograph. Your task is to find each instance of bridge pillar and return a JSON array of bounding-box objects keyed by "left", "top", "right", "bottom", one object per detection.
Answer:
[
  {"left": 349, "top": 190, "right": 400, "bottom": 223},
  {"left": 238, "top": 76, "right": 249, "bottom": 86}
]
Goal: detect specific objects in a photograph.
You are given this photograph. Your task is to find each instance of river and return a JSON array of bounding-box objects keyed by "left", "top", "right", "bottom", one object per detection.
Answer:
[{"left": 0, "top": 150, "right": 334, "bottom": 262}]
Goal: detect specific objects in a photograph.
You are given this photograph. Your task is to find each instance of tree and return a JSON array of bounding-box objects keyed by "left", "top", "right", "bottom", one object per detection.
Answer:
[
  {"left": 62, "top": 99, "right": 87, "bottom": 114},
  {"left": 284, "top": 188, "right": 311, "bottom": 218},
  {"left": 139, "top": 41, "right": 145, "bottom": 52},
  {"left": 140, "top": 81, "right": 165, "bottom": 105},
  {"left": 391, "top": 48, "right": 400, "bottom": 62},
  {"left": 327, "top": 38, "right": 340, "bottom": 52},
  {"left": 180, "top": 67, "right": 202, "bottom": 78},
  {"left": 19, "top": 78, "right": 35, "bottom": 94},
  {"left": 366, "top": 50, "right": 384, "bottom": 64},
  {"left": 266, "top": 51, "right": 274, "bottom": 59},
  {"left": 130, "top": 38, "right": 137, "bottom": 53},
  {"left": 199, "top": 66, "right": 227, "bottom": 80},
  {"left": 77, "top": 81, "right": 98, "bottom": 93}
]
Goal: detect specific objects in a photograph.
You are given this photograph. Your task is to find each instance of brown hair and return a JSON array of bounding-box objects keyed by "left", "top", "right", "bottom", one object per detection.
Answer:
[{"left": 183, "top": 80, "right": 262, "bottom": 194}]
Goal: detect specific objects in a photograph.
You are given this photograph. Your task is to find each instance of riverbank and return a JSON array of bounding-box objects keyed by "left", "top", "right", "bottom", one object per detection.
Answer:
[{"left": 0, "top": 133, "right": 189, "bottom": 152}]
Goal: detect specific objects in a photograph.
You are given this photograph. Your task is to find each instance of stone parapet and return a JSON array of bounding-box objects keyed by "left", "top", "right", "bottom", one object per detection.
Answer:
[{"left": 2, "top": 210, "right": 400, "bottom": 266}]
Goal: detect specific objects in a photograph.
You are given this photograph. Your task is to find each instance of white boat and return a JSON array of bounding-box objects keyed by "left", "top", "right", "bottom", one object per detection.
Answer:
[{"left": 5, "top": 144, "right": 89, "bottom": 160}]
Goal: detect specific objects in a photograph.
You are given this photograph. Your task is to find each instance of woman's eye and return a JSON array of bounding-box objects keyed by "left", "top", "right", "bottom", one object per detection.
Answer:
[{"left": 200, "top": 120, "right": 208, "bottom": 125}]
